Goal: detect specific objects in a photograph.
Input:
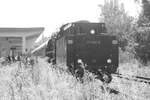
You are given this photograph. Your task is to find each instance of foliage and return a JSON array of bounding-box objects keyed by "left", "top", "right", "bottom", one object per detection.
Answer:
[
  {"left": 133, "top": 0, "right": 150, "bottom": 64},
  {"left": 99, "top": 0, "right": 136, "bottom": 52},
  {"left": 142, "top": 0, "right": 150, "bottom": 21},
  {"left": 134, "top": 25, "right": 150, "bottom": 64}
]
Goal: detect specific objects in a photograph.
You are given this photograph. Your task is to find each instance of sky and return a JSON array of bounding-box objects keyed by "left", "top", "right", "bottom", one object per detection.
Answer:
[{"left": 0, "top": 0, "right": 141, "bottom": 39}]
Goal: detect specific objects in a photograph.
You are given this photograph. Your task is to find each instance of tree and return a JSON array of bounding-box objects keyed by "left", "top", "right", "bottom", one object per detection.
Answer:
[
  {"left": 137, "top": 0, "right": 150, "bottom": 26},
  {"left": 134, "top": 0, "right": 150, "bottom": 64},
  {"left": 142, "top": 0, "right": 150, "bottom": 20},
  {"left": 99, "top": 0, "right": 136, "bottom": 52}
]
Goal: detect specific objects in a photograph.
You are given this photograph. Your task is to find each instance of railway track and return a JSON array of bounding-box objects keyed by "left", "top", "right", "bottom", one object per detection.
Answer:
[{"left": 112, "top": 73, "right": 150, "bottom": 84}]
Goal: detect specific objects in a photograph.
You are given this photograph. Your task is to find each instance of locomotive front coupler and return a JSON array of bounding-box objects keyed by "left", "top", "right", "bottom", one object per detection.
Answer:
[{"left": 96, "top": 66, "right": 112, "bottom": 83}]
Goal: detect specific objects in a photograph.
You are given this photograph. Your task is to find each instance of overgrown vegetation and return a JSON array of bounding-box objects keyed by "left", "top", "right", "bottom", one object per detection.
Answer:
[
  {"left": 134, "top": 0, "right": 150, "bottom": 64},
  {"left": 100, "top": 0, "right": 136, "bottom": 52},
  {"left": 0, "top": 58, "right": 149, "bottom": 100}
]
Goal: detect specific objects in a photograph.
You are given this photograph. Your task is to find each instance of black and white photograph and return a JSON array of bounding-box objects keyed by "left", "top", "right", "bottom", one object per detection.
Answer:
[{"left": 0, "top": 0, "right": 149, "bottom": 100}]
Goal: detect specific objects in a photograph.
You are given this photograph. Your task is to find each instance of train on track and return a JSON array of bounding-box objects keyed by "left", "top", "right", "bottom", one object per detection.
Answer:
[{"left": 32, "top": 21, "right": 119, "bottom": 83}]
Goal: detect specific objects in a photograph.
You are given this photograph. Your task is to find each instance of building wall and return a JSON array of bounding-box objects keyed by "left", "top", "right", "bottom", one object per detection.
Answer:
[
  {"left": 0, "top": 36, "right": 39, "bottom": 57},
  {"left": 0, "top": 40, "right": 11, "bottom": 57},
  {"left": 26, "top": 36, "right": 38, "bottom": 53},
  {"left": 0, "top": 28, "right": 44, "bottom": 57}
]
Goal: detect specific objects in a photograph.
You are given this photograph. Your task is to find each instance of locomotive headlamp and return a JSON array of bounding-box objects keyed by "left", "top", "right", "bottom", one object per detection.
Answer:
[
  {"left": 68, "top": 40, "right": 73, "bottom": 44},
  {"left": 77, "top": 59, "right": 82, "bottom": 64},
  {"left": 107, "top": 58, "right": 112, "bottom": 63},
  {"left": 90, "top": 29, "right": 95, "bottom": 34}
]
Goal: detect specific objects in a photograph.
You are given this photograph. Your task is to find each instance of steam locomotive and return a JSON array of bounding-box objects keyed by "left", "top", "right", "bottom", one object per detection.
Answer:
[{"left": 44, "top": 21, "right": 119, "bottom": 83}]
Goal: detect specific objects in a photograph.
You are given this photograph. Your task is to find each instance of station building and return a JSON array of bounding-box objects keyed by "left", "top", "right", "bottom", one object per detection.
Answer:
[{"left": 0, "top": 27, "right": 44, "bottom": 57}]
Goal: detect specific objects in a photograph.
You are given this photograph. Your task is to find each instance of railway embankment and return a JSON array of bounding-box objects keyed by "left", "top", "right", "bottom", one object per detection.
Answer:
[{"left": 0, "top": 58, "right": 149, "bottom": 100}]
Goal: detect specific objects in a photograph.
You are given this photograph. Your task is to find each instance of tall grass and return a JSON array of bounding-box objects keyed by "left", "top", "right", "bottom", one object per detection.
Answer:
[{"left": 0, "top": 58, "right": 149, "bottom": 100}]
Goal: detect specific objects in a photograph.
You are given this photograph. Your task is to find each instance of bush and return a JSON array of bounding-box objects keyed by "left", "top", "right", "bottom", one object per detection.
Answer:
[{"left": 119, "top": 48, "right": 135, "bottom": 64}]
